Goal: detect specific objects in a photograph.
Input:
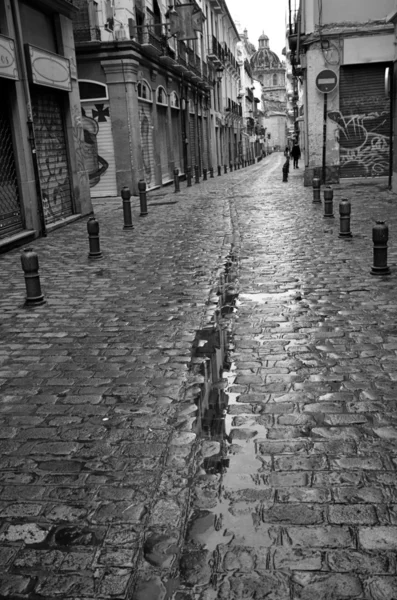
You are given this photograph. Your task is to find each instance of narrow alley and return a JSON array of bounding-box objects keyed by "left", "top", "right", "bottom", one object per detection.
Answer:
[{"left": 1, "top": 153, "right": 397, "bottom": 599}]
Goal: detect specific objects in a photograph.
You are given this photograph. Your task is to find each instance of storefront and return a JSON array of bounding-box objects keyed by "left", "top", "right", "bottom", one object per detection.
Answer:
[
  {"left": 0, "top": 40, "right": 24, "bottom": 240},
  {"left": 79, "top": 80, "right": 117, "bottom": 197},
  {"left": 138, "top": 80, "right": 156, "bottom": 189},
  {"left": 0, "top": 1, "right": 91, "bottom": 250},
  {"left": 336, "top": 63, "right": 391, "bottom": 179}
]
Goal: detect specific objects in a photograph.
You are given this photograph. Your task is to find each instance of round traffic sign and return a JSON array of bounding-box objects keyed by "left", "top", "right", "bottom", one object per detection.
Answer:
[{"left": 316, "top": 69, "right": 338, "bottom": 93}]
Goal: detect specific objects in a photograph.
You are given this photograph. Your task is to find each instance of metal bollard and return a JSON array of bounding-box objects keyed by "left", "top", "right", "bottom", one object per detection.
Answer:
[
  {"left": 210, "top": 167, "right": 214, "bottom": 178},
  {"left": 371, "top": 221, "right": 391, "bottom": 276},
  {"left": 312, "top": 177, "right": 321, "bottom": 203},
  {"left": 217, "top": 165, "right": 221, "bottom": 176},
  {"left": 224, "top": 164, "right": 228, "bottom": 174},
  {"left": 121, "top": 186, "right": 133, "bottom": 230},
  {"left": 20, "top": 248, "right": 45, "bottom": 306},
  {"left": 138, "top": 180, "right": 148, "bottom": 216},
  {"left": 87, "top": 217, "right": 103, "bottom": 260},
  {"left": 230, "top": 162, "right": 233, "bottom": 172},
  {"left": 339, "top": 198, "right": 352, "bottom": 238},
  {"left": 187, "top": 166, "right": 192, "bottom": 187},
  {"left": 323, "top": 186, "right": 334, "bottom": 218},
  {"left": 282, "top": 162, "right": 288, "bottom": 182},
  {"left": 174, "top": 168, "right": 180, "bottom": 193},
  {"left": 194, "top": 165, "right": 200, "bottom": 184},
  {"left": 203, "top": 168, "right": 207, "bottom": 181}
]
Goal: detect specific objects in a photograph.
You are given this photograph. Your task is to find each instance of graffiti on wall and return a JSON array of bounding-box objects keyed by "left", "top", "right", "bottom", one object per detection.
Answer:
[
  {"left": 82, "top": 105, "right": 109, "bottom": 188},
  {"left": 140, "top": 106, "right": 153, "bottom": 186},
  {"left": 328, "top": 109, "right": 390, "bottom": 177},
  {"left": 72, "top": 105, "right": 89, "bottom": 198}
]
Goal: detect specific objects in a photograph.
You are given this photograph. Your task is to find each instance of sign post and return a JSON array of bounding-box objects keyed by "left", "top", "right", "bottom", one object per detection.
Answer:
[{"left": 316, "top": 69, "right": 338, "bottom": 184}]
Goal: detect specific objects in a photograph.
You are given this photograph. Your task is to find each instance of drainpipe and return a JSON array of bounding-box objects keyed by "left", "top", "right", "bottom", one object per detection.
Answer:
[
  {"left": 388, "top": 64, "right": 394, "bottom": 190},
  {"left": 10, "top": 0, "right": 46, "bottom": 236}
]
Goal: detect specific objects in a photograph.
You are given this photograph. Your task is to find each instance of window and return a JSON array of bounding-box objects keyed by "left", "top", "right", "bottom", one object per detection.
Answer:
[
  {"left": 170, "top": 91, "right": 180, "bottom": 109},
  {"left": 79, "top": 80, "right": 108, "bottom": 102},
  {"left": 137, "top": 80, "right": 152, "bottom": 101},
  {"left": 156, "top": 86, "right": 168, "bottom": 105},
  {"left": 273, "top": 74, "right": 278, "bottom": 86}
]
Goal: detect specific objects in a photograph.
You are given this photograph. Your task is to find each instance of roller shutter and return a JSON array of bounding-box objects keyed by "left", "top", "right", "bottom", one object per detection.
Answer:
[
  {"left": 31, "top": 89, "right": 74, "bottom": 225},
  {"left": 171, "top": 108, "right": 182, "bottom": 172},
  {"left": 338, "top": 63, "right": 390, "bottom": 179},
  {"left": 81, "top": 102, "right": 117, "bottom": 197},
  {"left": 202, "top": 116, "right": 209, "bottom": 170},
  {"left": 157, "top": 106, "right": 170, "bottom": 182},
  {"left": 0, "top": 94, "right": 23, "bottom": 239},
  {"left": 197, "top": 116, "right": 203, "bottom": 174},
  {"left": 189, "top": 116, "right": 196, "bottom": 168},
  {"left": 139, "top": 102, "right": 155, "bottom": 189}
]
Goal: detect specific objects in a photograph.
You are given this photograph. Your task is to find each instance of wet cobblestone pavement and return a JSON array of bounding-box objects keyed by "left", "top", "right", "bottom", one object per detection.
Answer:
[{"left": 1, "top": 154, "right": 397, "bottom": 599}]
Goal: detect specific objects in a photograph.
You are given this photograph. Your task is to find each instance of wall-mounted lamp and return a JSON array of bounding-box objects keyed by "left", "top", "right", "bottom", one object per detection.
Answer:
[
  {"left": 165, "top": 5, "right": 178, "bottom": 18},
  {"left": 216, "top": 68, "right": 224, "bottom": 82}
]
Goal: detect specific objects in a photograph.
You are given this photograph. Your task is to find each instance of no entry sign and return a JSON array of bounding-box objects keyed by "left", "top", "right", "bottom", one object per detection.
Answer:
[{"left": 316, "top": 69, "right": 338, "bottom": 93}]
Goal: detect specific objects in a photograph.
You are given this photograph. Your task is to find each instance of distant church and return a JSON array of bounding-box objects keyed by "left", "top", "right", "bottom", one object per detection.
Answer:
[{"left": 250, "top": 32, "right": 287, "bottom": 150}]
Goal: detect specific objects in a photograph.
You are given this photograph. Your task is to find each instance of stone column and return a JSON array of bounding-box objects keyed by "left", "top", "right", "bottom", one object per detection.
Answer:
[{"left": 101, "top": 58, "right": 141, "bottom": 195}]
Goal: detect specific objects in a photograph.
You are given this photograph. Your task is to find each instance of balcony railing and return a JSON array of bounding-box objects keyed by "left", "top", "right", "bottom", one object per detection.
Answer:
[
  {"left": 136, "top": 23, "right": 164, "bottom": 52},
  {"left": 73, "top": 26, "right": 101, "bottom": 42},
  {"left": 246, "top": 87, "right": 254, "bottom": 102},
  {"left": 207, "top": 35, "right": 224, "bottom": 65}
]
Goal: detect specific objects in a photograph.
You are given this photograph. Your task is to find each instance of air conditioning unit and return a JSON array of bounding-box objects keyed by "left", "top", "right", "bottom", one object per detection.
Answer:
[{"left": 104, "top": 0, "right": 114, "bottom": 32}]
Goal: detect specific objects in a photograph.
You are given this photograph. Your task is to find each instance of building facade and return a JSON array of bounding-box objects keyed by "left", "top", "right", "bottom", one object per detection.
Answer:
[
  {"left": 72, "top": 0, "right": 243, "bottom": 198},
  {"left": 236, "top": 30, "right": 262, "bottom": 161},
  {"left": 287, "top": 0, "right": 395, "bottom": 186},
  {"left": 250, "top": 33, "right": 287, "bottom": 152},
  {"left": 0, "top": 0, "right": 91, "bottom": 251}
]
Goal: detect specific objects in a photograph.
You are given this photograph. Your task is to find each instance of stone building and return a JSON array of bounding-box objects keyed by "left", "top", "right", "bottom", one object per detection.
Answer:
[
  {"left": 250, "top": 33, "right": 287, "bottom": 152},
  {"left": 0, "top": 0, "right": 91, "bottom": 251},
  {"left": 72, "top": 0, "right": 243, "bottom": 198},
  {"left": 287, "top": 0, "right": 395, "bottom": 185}
]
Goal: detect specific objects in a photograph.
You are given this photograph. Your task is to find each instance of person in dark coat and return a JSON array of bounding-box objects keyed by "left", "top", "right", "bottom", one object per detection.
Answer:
[{"left": 290, "top": 142, "right": 301, "bottom": 168}]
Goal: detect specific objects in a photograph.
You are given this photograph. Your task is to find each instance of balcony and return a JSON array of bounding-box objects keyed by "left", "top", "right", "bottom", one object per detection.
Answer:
[
  {"left": 207, "top": 35, "right": 224, "bottom": 67},
  {"left": 208, "top": 0, "right": 223, "bottom": 13},
  {"left": 222, "top": 42, "right": 238, "bottom": 72},
  {"left": 136, "top": 23, "right": 164, "bottom": 57},
  {"left": 246, "top": 87, "right": 254, "bottom": 103}
]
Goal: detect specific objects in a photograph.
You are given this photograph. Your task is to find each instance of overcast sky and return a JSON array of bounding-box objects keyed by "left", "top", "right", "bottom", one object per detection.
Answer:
[{"left": 225, "top": 0, "right": 288, "bottom": 61}]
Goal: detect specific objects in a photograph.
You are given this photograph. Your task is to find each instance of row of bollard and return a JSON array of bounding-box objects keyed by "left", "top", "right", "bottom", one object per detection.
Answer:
[
  {"left": 177, "top": 160, "right": 255, "bottom": 192},
  {"left": 312, "top": 178, "right": 391, "bottom": 275}
]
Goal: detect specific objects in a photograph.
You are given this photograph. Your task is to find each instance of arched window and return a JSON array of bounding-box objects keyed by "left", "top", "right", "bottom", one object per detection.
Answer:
[
  {"left": 170, "top": 91, "right": 180, "bottom": 109},
  {"left": 156, "top": 86, "right": 168, "bottom": 105},
  {"left": 273, "top": 74, "right": 278, "bottom": 86},
  {"left": 137, "top": 80, "right": 152, "bottom": 102}
]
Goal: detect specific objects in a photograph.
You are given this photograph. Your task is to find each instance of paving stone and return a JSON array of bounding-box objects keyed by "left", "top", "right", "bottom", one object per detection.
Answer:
[
  {"left": 1, "top": 157, "right": 397, "bottom": 599},
  {"left": 359, "top": 527, "right": 397, "bottom": 550}
]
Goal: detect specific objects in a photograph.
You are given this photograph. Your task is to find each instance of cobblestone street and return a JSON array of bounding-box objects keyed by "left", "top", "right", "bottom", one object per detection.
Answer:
[{"left": 1, "top": 152, "right": 397, "bottom": 599}]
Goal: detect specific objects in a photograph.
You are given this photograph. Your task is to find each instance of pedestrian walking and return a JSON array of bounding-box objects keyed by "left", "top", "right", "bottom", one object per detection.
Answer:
[{"left": 290, "top": 141, "right": 301, "bottom": 168}]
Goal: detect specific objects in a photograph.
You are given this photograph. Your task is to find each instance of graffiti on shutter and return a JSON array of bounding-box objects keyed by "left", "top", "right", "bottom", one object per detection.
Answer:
[
  {"left": 331, "top": 63, "right": 390, "bottom": 178},
  {"left": 0, "top": 94, "right": 23, "bottom": 239},
  {"left": 81, "top": 102, "right": 117, "bottom": 197},
  {"left": 157, "top": 106, "right": 170, "bottom": 182},
  {"left": 171, "top": 109, "right": 182, "bottom": 172},
  {"left": 139, "top": 102, "right": 155, "bottom": 188},
  {"left": 31, "top": 90, "right": 73, "bottom": 225}
]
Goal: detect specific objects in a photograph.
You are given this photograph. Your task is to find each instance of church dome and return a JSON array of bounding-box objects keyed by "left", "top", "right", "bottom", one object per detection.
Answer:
[{"left": 250, "top": 32, "right": 282, "bottom": 70}]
